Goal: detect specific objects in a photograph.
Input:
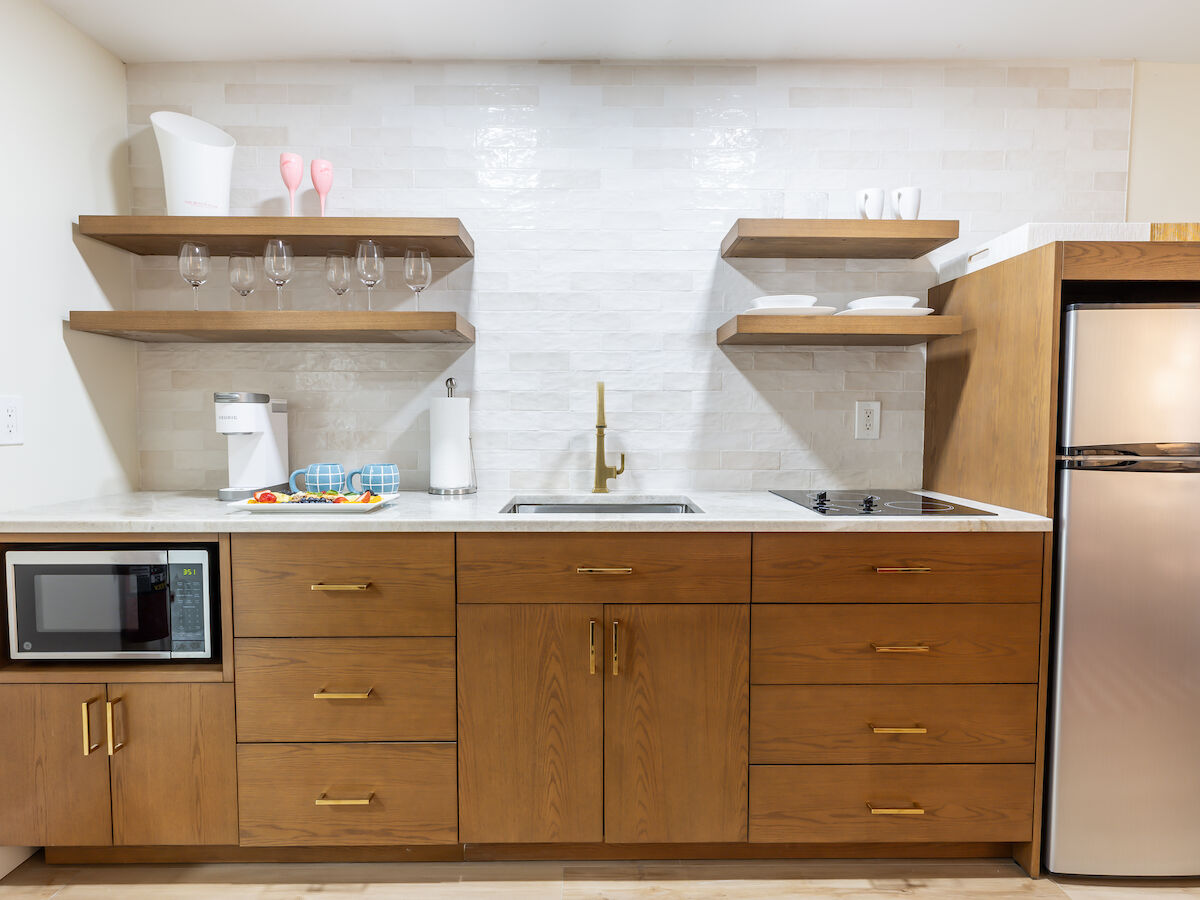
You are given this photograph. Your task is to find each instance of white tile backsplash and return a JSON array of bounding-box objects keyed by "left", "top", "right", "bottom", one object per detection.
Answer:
[{"left": 127, "top": 59, "right": 1132, "bottom": 493}]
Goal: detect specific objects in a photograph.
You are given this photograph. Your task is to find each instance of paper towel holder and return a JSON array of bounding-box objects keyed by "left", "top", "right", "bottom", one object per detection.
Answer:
[{"left": 429, "top": 377, "right": 478, "bottom": 496}]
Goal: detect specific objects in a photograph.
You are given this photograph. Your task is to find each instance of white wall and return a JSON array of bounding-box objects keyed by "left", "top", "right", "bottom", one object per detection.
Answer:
[
  {"left": 1127, "top": 61, "right": 1200, "bottom": 221},
  {"left": 0, "top": 0, "right": 136, "bottom": 517}
]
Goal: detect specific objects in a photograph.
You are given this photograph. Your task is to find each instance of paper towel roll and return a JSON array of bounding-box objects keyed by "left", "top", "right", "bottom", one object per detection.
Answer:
[{"left": 430, "top": 396, "right": 473, "bottom": 490}]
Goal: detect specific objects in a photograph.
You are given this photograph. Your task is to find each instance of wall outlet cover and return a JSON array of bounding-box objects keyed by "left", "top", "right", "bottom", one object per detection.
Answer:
[
  {"left": 0, "top": 395, "right": 23, "bottom": 446},
  {"left": 855, "top": 400, "right": 881, "bottom": 440}
]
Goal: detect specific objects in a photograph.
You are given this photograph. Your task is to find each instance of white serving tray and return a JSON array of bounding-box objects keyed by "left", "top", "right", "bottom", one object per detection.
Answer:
[{"left": 233, "top": 494, "right": 397, "bottom": 514}]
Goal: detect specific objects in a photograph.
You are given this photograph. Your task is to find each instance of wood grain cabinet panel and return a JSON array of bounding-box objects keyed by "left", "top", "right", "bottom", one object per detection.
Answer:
[
  {"left": 231, "top": 533, "right": 454, "bottom": 637},
  {"left": 750, "top": 684, "right": 1037, "bottom": 764},
  {"left": 456, "top": 533, "right": 751, "bottom": 604},
  {"left": 750, "top": 764, "right": 1034, "bottom": 843},
  {"left": 458, "top": 604, "right": 604, "bottom": 843},
  {"left": 751, "top": 604, "right": 1041, "bottom": 684},
  {"left": 753, "top": 533, "right": 1044, "bottom": 604},
  {"left": 237, "top": 742, "right": 458, "bottom": 846},
  {"left": 108, "top": 683, "right": 238, "bottom": 846},
  {"left": 235, "top": 638, "right": 456, "bottom": 742}
]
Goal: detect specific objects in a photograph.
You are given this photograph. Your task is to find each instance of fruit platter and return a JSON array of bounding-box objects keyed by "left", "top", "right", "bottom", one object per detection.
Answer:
[{"left": 234, "top": 489, "right": 394, "bottom": 514}]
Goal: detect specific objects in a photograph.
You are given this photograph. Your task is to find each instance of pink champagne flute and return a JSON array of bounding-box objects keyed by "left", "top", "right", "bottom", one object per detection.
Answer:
[
  {"left": 279, "top": 152, "right": 303, "bottom": 216},
  {"left": 311, "top": 159, "right": 333, "bottom": 217}
]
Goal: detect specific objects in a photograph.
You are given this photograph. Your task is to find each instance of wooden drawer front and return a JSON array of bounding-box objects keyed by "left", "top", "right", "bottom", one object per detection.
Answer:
[
  {"left": 750, "top": 684, "right": 1037, "bottom": 764},
  {"left": 749, "top": 764, "right": 1034, "bottom": 843},
  {"left": 751, "top": 604, "right": 1041, "bottom": 684},
  {"left": 238, "top": 743, "right": 457, "bottom": 846},
  {"left": 232, "top": 534, "right": 454, "bottom": 637},
  {"left": 456, "top": 533, "right": 751, "bottom": 604},
  {"left": 753, "top": 533, "right": 1043, "bottom": 604},
  {"left": 235, "top": 638, "right": 456, "bottom": 742}
]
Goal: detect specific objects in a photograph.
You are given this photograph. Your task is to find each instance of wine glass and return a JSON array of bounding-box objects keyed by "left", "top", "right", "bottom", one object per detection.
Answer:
[
  {"left": 178, "top": 242, "right": 209, "bottom": 311},
  {"left": 325, "top": 252, "right": 352, "bottom": 308},
  {"left": 355, "top": 240, "right": 385, "bottom": 311},
  {"left": 228, "top": 253, "right": 256, "bottom": 308},
  {"left": 280, "top": 152, "right": 302, "bottom": 216},
  {"left": 263, "top": 239, "right": 294, "bottom": 310},
  {"left": 403, "top": 247, "right": 432, "bottom": 311}
]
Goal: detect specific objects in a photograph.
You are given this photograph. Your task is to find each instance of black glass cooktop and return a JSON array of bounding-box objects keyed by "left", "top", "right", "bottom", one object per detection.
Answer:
[{"left": 771, "top": 489, "right": 997, "bottom": 517}]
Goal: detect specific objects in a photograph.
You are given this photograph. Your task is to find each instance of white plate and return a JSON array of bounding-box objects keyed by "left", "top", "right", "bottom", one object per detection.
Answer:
[
  {"left": 744, "top": 306, "right": 837, "bottom": 316},
  {"left": 750, "top": 294, "right": 819, "bottom": 309},
  {"left": 835, "top": 307, "right": 934, "bottom": 317},
  {"left": 847, "top": 295, "right": 922, "bottom": 310},
  {"left": 234, "top": 494, "right": 397, "bottom": 513}
]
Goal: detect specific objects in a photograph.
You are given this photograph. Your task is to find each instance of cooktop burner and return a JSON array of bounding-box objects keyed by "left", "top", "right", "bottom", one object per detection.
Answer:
[{"left": 771, "top": 489, "right": 997, "bottom": 517}]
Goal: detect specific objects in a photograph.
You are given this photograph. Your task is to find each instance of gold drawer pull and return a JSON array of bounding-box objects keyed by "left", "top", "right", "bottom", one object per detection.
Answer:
[
  {"left": 106, "top": 697, "right": 125, "bottom": 756},
  {"left": 870, "top": 724, "right": 928, "bottom": 734},
  {"left": 577, "top": 567, "right": 633, "bottom": 575},
  {"left": 867, "top": 802, "right": 925, "bottom": 816},
  {"left": 871, "top": 643, "right": 930, "bottom": 653},
  {"left": 313, "top": 689, "right": 374, "bottom": 700},
  {"left": 311, "top": 583, "right": 371, "bottom": 591},
  {"left": 589, "top": 619, "right": 598, "bottom": 675},
  {"left": 315, "top": 793, "right": 374, "bottom": 806},
  {"left": 875, "top": 567, "right": 932, "bottom": 574},
  {"left": 612, "top": 620, "right": 620, "bottom": 676},
  {"left": 81, "top": 697, "right": 101, "bottom": 757}
]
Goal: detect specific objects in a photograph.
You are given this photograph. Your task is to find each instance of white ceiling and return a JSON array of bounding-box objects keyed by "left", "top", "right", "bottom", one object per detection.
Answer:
[{"left": 42, "top": 0, "right": 1200, "bottom": 63}]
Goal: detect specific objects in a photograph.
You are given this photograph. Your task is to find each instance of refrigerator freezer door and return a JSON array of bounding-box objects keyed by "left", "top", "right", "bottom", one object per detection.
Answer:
[
  {"left": 1061, "top": 304, "right": 1200, "bottom": 451},
  {"left": 1047, "top": 467, "right": 1200, "bottom": 875}
]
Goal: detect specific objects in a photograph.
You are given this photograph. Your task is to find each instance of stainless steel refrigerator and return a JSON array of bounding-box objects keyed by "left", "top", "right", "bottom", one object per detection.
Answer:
[{"left": 1046, "top": 302, "right": 1200, "bottom": 876}]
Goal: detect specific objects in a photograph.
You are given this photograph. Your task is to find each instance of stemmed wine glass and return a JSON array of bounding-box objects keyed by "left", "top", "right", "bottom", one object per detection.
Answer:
[
  {"left": 228, "top": 253, "right": 256, "bottom": 308},
  {"left": 355, "top": 240, "right": 385, "bottom": 311},
  {"left": 325, "top": 252, "right": 352, "bottom": 309},
  {"left": 263, "top": 239, "right": 294, "bottom": 310},
  {"left": 178, "top": 242, "right": 210, "bottom": 310},
  {"left": 403, "top": 247, "right": 432, "bottom": 311}
]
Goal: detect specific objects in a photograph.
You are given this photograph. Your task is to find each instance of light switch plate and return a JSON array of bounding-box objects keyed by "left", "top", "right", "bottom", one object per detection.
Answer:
[
  {"left": 855, "top": 400, "right": 881, "bottom": 440},
  {"left": 0, "top": 395, "right": 23, "bottom": 445}
]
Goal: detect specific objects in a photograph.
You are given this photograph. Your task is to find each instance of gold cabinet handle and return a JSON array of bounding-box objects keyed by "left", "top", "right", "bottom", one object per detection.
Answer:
[
  {"left": 106, "top": 697, "right": 125, "bottom": 756},
  {"left": 871, "top": 643, "right": 931, "bottom": 653},
  {"left": 870, "top": 724, "right": 928, "bottom": 734},
  {"left": 867, "top": 802, "right": 925, "bottom": 815},
  {"left": 589, "top": 619, "right": 597, "bottom": 675},
  {"left": 577, "top": 567, "right": 633, "bottom": 575},
  {"left": 81, "top": 697, "right": 101, "bottom": 757},
  {"left": 315, "top": 792, "right": 374, "bottom": 806},
  {"left": 311, "top": 583, "right": 371, "bottom": 591},
  {"left": 875, "top": 567, "right": 932, "bottom": 574},
  {"left": 313, "top": 689, "right": 374, "bottom": 700},
  {"left": 611, "top": 620, "right": 620, "bottom": 676}
]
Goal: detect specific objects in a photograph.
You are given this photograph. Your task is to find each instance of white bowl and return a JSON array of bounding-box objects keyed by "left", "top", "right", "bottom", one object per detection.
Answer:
[
  {"left": 751, "top": 294, "right": 819, "bottom": 309},
  {"left": 847, "top": 295, "right": 922, "bottom": 310}
]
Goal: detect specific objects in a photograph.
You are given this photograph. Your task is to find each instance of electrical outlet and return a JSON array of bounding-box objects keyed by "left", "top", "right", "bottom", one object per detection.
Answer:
[
  {"left": 0, "top": 396, "right": 23, "bottom": 446},
  {"left": 855, "top": 400, "right": 881, "bottom": 440}
]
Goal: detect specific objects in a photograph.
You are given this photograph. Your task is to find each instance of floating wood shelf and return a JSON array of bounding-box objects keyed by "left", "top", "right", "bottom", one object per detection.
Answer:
[
  {"left": 0, "top": 661, "right": 224, "bottom": 684},
  {"left": 716, "top": 314, "right": 963, "bottom": 346},
  {"left": 720, "top": 218, "right": 959, "bottom": 259},
  {"left": 78, "top": 215, "right": 474, "bottom": 257},
  {"left": 68, "top": 310, "right": 476, "bottom": 344}
]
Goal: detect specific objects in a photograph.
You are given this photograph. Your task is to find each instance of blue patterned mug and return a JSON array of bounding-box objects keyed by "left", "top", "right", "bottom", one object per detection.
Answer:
[
  {"left": 346, "top": 463, "right": 400, "bottom": 495},
  {"left": 289, "top": 462, "right": 345, "bottom": 493}
]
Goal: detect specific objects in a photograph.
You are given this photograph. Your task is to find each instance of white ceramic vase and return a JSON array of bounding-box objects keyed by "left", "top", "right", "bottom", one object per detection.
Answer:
[{"left": 150, "top": 111, "right": 236, "bottom": 216}]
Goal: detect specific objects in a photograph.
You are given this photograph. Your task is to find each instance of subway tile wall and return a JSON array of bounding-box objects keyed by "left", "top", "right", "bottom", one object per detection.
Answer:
[{"left": 127, "top": 59, "right": 1132, "bottom": 492}]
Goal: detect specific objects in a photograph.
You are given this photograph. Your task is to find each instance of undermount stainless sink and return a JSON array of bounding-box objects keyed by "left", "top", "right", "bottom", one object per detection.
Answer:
[{"left": 502, "top": 496, "right": 702, "bottom": 514}]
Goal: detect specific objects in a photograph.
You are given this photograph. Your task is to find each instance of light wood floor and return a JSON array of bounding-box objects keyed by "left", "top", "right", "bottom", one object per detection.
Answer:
[{"left": 4, "top": 855, "right": 1200, "bottom": 899}]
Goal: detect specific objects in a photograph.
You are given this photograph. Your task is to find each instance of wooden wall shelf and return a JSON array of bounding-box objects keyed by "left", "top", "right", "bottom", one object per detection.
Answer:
[
  {"left": 720, "top": 219, "right": 959, "bottom": 259},
  {"left": 78, "top": 215, "right": 475, "bottom": 257},
  {"left": 68, "top": 310, "right": 476, "bottom": 344},
  {"left": 716, "top": 314, "right": 963, "bottom": 346}
]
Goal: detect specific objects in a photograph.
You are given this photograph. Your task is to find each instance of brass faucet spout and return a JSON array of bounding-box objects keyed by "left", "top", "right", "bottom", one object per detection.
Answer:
[{"left": 593, "top": 382, "right": 625, "bottom": 493}]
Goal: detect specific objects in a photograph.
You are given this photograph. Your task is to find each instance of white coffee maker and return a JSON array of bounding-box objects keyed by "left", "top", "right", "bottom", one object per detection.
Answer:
[{"left": 213, "top": 392, "right": 289, "bottom": 501}]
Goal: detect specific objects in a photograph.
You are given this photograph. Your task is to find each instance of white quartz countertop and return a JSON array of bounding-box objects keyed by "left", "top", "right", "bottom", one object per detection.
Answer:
[{"left": 0, "top": 490, "right": 1051, "bottom": 534}]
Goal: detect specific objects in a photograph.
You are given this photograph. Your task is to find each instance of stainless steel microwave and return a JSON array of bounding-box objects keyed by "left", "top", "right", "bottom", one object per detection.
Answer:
[{"left": 5, "top": 548, "right": 214, "bottom": 661}]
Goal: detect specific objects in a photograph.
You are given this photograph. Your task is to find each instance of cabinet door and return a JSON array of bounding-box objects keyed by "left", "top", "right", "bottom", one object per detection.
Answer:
[
  {"left": 0, "top": 684, "right": 112, "bottom": 846},
  {"left": 605, "top": 604, "right": 749, "bottom": 843},
  {"left": 108, "top": 683, "right": 238, "bottom": 845},
  {"left": 458, "top": 604, "right": 604, "bottom": 842}
]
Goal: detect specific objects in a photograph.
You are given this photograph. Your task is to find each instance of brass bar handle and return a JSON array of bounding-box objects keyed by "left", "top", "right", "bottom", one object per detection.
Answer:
[
  {"left": 313, "top": 689, "right": 374, "bottom": 700},
  {"left": 106, "top": 697, "right": 125, "bottom": 756},
  {"left": 611, "top": 620, "right": 619, "bottom": 676},
  {"left": 315, "top": 792, "right": 374, "bottom": 806},
  {"left": 81, "top": 698, "right": 101, "bottom": 757},
  {"left": 589, "top": 619, "right": 597, "bottom": 675},
  {"left": 870, "top": 724, "right": 928, "bottom": 734},
  {"left": 867, "top": 802, "right": 925, "bottom": 816},
  {"left": 871, "top": 643, "right": 931, "bottom": 653},
  {"left": 577, "top": 567, "right": 633, "bottom": 575},
  {"left": 875, "top": 567, "right": 932, "bottom": 574},
  {"left": 311, "top": 583, "right": 371, "bottom": 591}
]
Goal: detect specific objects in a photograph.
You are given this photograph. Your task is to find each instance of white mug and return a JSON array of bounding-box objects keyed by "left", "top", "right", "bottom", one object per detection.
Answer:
[
  {"left": 855, "top": 188, "right": 885, "bottom": 220},
  {"left": 891, "top": 186, "right": 921, "bottom": 220}
]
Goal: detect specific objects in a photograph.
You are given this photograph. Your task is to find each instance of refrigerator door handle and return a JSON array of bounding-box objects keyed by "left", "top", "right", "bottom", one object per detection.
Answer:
[
  {"left": 1062, "top": 442, "right": 1200, "bottom": 459},
  {"left": 1059, "top": 457, "right": 1200, "bottom": 473}
]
